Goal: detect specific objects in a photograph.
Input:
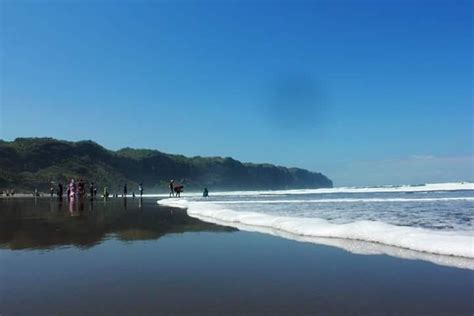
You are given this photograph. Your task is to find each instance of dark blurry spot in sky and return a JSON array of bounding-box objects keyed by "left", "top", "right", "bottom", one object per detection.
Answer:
[{"left": 262, "top": 73, "right": 327, "bottom": 132}]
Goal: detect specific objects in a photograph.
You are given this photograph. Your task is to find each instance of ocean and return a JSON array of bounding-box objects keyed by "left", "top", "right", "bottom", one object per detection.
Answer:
[{"left": 158, "top": 182, "right": 474, "bottom": 269}]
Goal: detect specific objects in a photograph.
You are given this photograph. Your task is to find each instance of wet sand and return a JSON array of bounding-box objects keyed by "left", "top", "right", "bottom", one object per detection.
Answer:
[{"left": 0, "top": 198, "right": 472, "bottom": 315}]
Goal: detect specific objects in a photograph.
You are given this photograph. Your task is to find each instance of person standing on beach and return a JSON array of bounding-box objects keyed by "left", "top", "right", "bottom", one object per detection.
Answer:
[
  {"left": 79, "top": 179, "right": 86, "bottom": 197},
  {"left": 169, "top": 180, "right": 174, "bottom": 197},
  {"left": 50, "top": 184, "right": 54, "bottom": 198},
  {"left": 123, "top": 183, "right": 128, "bottom": 197},
  {"left": 68, "top": 179, "right": 76, "bottom": 198},
  {"left": 138, "top": 183, "right": 144, "bottom": 197},
  {"left": 89, "top": 182, "right": 95, "bottom": 199},
  {"left": 58, "top": 183, "right": 63, "bottom": 199}
]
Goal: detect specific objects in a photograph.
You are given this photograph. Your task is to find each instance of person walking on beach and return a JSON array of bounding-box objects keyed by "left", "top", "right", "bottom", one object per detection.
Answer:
[
  {"left": 138, "top": 183, "right": 144, "bottom": 197},
  {"left": 169, "top": 180, "right": 174, "bottom": 197},
  {"left": 123, "top": 183, "right": 128, "bottom": 197},
  {"left": 50, "top": 184, "right": 55, "bottom": 198}
]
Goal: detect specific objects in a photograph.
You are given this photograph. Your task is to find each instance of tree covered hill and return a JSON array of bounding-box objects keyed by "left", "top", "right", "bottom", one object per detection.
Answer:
[{"left": 0, "top": 137, "right": 332, "bottom": 193}]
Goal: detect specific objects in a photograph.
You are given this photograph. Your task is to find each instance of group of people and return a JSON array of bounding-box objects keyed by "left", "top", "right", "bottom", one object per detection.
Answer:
[
  {"left": 120, "top": 183, "right": 144, "bottom": 198},
  {"left": 44, "top": 179, "right": 207, "bottom": 200},
  {"left": 47, "top": 180, "right": 145, "bottom": 200},
  {"left": 48, "top": 179, "right": 97, "bottom": 200},
  {"left": 167, "top": 180, "right": 208, "bottom": 198},
  {"left": 1, "top": 189, "right": 15, "bottom": 197}
]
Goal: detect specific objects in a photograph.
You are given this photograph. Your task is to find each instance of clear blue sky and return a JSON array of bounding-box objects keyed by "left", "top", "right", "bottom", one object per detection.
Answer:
[{"left": 1, "top": 0, "right": 472, "bottom": 186}]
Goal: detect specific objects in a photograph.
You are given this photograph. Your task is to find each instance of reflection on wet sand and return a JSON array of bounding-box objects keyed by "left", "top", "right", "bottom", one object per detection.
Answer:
[{"left": 0, "top": 198, "right": 235, "bottom": 250}]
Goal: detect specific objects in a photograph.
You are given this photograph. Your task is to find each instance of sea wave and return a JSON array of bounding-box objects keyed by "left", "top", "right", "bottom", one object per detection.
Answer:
[
  {"left": 206, "top": 182, "right": 474, "bottom": 196},
  {"left": 157, "top": 198, "right": 474, "bottom": 265},
  {"left": 201, "top": 197, "right": 474, "bottom": 204},
  {"left": 145, "top": 182, "right": 474, "bottom": 198}
]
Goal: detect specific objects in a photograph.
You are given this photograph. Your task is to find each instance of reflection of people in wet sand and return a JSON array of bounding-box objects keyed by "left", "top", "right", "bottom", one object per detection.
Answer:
[
  {"left": 174, "top": 185, "right": 184, "bottom": 198},
  {"left": 68, "top": 195, "right": 75, "bottom": 216},
  {"left": 79, "top": 199, "right": 85, "bottom": 215}
]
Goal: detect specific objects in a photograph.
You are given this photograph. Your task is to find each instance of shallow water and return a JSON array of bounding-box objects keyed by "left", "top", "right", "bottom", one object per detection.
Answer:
[
  {"left": 185, "top": 189, "right": 474, "bottom": 231},
  {"left": 0, "top": 197, "right": 233, "bottom": 250}
]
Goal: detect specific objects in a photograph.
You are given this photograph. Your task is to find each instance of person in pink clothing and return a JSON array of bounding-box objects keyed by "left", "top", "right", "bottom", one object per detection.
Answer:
[{"left": 68, "top": 179, "right": 76, "bottom": 198}]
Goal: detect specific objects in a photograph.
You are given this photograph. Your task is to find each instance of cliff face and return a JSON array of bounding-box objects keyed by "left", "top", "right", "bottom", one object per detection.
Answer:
[{"left": 0, "top": 138, "right": 333, "bottom": 192}]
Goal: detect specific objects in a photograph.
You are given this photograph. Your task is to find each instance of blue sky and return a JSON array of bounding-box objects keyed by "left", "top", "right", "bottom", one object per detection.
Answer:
[{"left": 1, "top": 0, "right": 472, "bottom": 186}]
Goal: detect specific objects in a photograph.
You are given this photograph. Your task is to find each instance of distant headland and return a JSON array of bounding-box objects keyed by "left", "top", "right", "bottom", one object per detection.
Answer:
[{"left": 0, "top": 137, "right": 333, "bottom": 193}]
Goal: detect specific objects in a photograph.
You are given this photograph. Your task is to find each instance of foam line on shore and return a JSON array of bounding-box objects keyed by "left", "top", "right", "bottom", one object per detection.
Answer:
[{"left": 202, "top": 197, "right": 474, "bottom": 204}]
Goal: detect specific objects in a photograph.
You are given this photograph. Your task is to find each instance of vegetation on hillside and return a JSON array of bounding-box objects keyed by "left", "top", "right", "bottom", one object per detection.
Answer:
[{"left": 0, "top": 137, "right": 333, "bottom": 193}]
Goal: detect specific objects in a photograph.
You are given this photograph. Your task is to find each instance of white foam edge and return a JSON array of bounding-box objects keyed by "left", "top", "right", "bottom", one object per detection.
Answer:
[{"left": 198, "top": 197, "right": 474, "bottom": 204}]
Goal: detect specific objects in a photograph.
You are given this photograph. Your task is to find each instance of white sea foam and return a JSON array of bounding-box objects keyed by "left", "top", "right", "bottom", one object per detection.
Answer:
[
  {"left": 202, "top": 197, "right": 474, "bottom": 204},
  {"left": 157, "top": 198, "right": 474, "bottom": 266}
]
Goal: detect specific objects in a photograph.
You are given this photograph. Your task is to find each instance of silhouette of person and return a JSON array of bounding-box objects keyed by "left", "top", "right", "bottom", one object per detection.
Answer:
[
  {"left": 57, "top": 183, "right": 63, "bottom": 200},
  {"left": 169, "top": 180, "right": 174, "bottom": 197}
]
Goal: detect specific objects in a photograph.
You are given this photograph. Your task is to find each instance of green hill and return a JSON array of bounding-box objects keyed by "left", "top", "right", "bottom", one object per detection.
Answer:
[{"left": 0, "top": 137, "right": 332, "bottom": 193}]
